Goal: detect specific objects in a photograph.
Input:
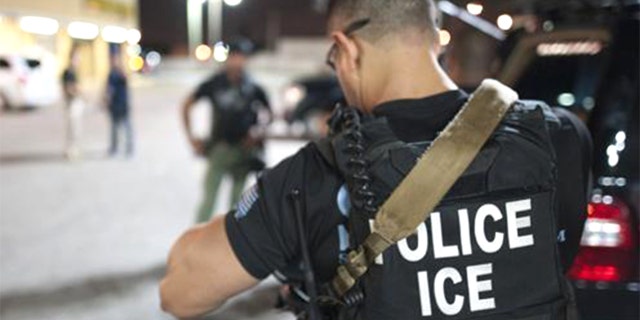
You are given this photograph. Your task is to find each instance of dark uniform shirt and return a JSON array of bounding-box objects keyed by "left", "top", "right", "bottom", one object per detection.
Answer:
[
  {"left": 62, "top": 68, "right": 77, "bottom": 101},
  {"left": 193, "top": 72, "right": 270, "bottom": 144},
  {"left": 107, "top": 69, "right": 129, "bottom": 117},
  {"left": 226, "top": 90, "right": 590, "bottom": 287}
]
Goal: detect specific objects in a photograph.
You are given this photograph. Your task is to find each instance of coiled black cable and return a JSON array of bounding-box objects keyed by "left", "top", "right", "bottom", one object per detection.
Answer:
[
  {"left": 336, "top": 107, "right": 377, "bottom": 309},
  {"left": 341, "top": 108, "right": 378, "bottom": 216}
]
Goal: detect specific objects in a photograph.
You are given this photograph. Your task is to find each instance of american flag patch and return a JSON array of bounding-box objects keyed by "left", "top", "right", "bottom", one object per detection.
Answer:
[{"left": 235, "top": 184, "right": 259, "bottom": 220}]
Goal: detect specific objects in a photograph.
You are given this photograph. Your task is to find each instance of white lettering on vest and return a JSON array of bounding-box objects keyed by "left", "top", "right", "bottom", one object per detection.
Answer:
[
  {"left": 467, "top": 263, "right": 496, "bottom": 312},
  {"left": 432, "top": 213, "right": 460, "bottom": 259},
  {"left": 506, "top": 199, "right": 535, "bottom": 249},
  {"left": 399, "top": 222, "right": 428, "bottom": 262},
  {"left": 434, "top": 267, "right": 465, "bottom": 315},
  {"left": 416, "top": 263, "right": 497, "bottom": 316},
  {"left": 474, "top": 204, "right": 504, "bottom": 253},
  {"left": 417, "top": 271, "right": 432, "bottom": 316},
  {"left": 458, "top": 209, "right": 473, "bottom": 256}
]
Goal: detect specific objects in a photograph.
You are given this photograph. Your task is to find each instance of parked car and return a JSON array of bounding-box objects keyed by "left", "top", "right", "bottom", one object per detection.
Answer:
[
  {"left": 499, "top": 7, "right": 639, "bottom": 320},
  {"left": 0, "top": 53, "right": 61, "bottom": 110},
  {"left": 282, "top": 73, "right": 344, "bottom": 136}
]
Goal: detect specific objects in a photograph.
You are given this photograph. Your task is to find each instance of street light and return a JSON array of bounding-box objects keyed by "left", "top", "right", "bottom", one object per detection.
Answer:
[
  {"left": 466, "top": 3, "right": 483, "bottom": 16},
  {"left": 208, "top": 0, "right": 243, "bottom": 47},
  {"left": 439, "top": 29, "right": 451, "bottom": 46},
  {"left": 208, "top": 0, "right": 223, "bottom": 45},
  {"left": 497, "top": 14, "right": 513, "bottom": 31},
  {"left": 188, "top": 0, "right": 242, "bottom": 55},
  {"left": 187, "top": 0, "right": 204, "bottom": 55}
]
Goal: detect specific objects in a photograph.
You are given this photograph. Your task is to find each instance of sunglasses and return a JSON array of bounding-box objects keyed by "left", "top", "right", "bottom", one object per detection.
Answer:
[{"left": 326, "top": 18, "right": 371, "bottom": 70}]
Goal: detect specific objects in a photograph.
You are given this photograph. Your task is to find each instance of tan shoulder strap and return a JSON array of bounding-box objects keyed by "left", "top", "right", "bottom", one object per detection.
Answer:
[{"left": 331, "top": 79, "right": 519, "bottom": 297}]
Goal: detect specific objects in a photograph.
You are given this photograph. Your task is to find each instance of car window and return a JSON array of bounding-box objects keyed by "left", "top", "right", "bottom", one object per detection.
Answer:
[
  {"left": 514, "top": 51, "right": 608, "bottom": 113},
  {"left": 514, "top": 21, "right": 639, "bottom": 183},
  {"left": 587, "top": 19, "right": 639, "bottom": 182},
  {"left": 0, "top": 58, "right": 10, "bottom": 69},
  {"left": 25, "top": 59, "right": 41, "bottom": 69}
]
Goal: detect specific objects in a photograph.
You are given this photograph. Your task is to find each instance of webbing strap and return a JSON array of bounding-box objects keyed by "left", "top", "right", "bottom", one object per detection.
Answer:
[{"left": 331, "top": 79, "right": 519, "bottom": 297}]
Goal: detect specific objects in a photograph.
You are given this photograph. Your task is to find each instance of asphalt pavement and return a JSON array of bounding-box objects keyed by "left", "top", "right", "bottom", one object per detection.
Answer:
[{"left": 0, "top": 61, "right": 304, "bottom": 320}]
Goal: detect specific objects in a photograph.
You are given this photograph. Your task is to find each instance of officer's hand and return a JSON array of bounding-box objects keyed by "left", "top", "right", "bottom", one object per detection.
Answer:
[{"left": 190, "top": 139, "right": 206, "bottom": 156}]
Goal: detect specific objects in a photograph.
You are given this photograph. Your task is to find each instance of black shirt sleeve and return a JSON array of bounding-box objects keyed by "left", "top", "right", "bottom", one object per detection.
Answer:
[
  {"left": 225, "top": 149, "right": 309, "bottom": 279},
  {"left": 225, "top": 144, "right": 344, "bottom": 281},
  {"left": 551, "top": 107, "right": 593, "bottom": 271}
]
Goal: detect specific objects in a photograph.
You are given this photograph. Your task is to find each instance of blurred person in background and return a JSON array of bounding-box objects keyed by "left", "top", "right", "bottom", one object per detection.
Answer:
[
  {"left": 162, "top": 1, "right": 590, "bottom": 319},
  {"left": 181, "top": 38, "right": 271, "bottom": 224},
  {"left": 62, "top": 48, "right": 84, "bottom": 160},
  {"left": 106, "top": 54, "right": 134, "bottom": 157}
]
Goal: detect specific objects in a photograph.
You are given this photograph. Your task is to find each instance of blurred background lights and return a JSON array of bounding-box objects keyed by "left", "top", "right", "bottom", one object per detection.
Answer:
[
  {"left": 128, "top": 55, "right": 145, "bottom": 72},
  {"left": 466, "top": 3, "right": 484, "bottom": 15},
  {"left": 439, "top": 29, "right": 451, "bottom": 46},
  {"left": 102, "top": 26, "right": 128, "bottom": 43},
  {"left": 195, "top": 44, "right": 212, "bottom": 61},
  {"left": 606, "top": 131, "right": 626, "bottom": 168},
  {"left": 127, "top": 29, "right": 142, "bottom": 45},
  {"left": 213, "top": 41, "right": 230, "bottom": 62},
  {"left": 558, "top": 93, "right": 576, "bottom": 107},
  {"left": 283, "top": 85, "right": 306, "bottom": 107},
  {"left": 224, "top": 0, "right": 243, "bottom": 6},
  {"left": 615, "top": 131, "right": 626, "bottom": 143},
  {"left": 126, "top": 44, "right": 142, "bottom": 57},
  {"left": 19, "top": 16, "right": 59, "bottom": 36},
  {"left": 67, "top": 21, "right": 99, "bottom": 40},
  {"left": 583, "top": 97, "right": 596, "bottom": 110},
  {"left": 146, "top": 51, "right": 162, "bottom": 68},
  {"left": 497, "top": 14, "right": 513, "bottom": 31}
]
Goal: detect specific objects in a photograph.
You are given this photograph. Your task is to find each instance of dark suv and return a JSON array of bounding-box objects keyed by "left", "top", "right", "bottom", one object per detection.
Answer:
[{"left": 499, "top": 8, "right": 639, "bottom": 320}]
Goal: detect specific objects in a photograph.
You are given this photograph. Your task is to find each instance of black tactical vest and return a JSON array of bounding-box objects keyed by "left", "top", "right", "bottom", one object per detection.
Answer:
[{"left": 313, "top": 101, "right": 577, "bottom": 320}]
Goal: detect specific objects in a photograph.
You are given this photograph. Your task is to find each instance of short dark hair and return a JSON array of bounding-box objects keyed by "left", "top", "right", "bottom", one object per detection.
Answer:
[{"left": 328, "top": 0, "right": 438, "bottom": 42}]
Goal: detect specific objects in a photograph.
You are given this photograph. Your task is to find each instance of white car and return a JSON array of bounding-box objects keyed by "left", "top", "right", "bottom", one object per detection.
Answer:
[{"left": 0, "top": 53, "right": 61, "bottom": 110}]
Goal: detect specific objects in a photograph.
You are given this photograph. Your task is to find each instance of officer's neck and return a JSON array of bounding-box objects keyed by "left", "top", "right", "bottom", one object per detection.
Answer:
[
  {"left": 368, "top": 50, "right": 457, "bottom": 113},
  {"left": 226, "top": 69, "right": 244, "bottom": 85}
]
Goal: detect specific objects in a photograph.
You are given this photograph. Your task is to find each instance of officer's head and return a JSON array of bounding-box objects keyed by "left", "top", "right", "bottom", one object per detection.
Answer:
[
  {"left": 225, "top": 38, "right": 254, "bottom": 82},
  {"left": 326, "top": 0, "right": 443, "bottom": 111}
]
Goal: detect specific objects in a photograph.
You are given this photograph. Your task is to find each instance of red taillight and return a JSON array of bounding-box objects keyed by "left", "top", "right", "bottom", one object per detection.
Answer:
[
  {"left": 569, "top": 249, "right": 624, "bottom": 281},
  {"left": 568, "top": 196, "right": 637, "bottom": 282},
  {"left": 572, "top": 264, "right": 620, "bottom": 282}
]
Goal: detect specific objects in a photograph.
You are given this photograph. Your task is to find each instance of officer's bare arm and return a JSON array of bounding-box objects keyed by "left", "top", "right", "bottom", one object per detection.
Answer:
[{"left": 160, "top": 216, "right": 259, "bottom": 318}]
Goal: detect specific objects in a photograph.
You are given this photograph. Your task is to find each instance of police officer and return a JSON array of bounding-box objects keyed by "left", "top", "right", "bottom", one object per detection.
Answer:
[
  {"left": 161, "top": 1, "right": 591, "bottom": 319},
  {"left": 182, "top": 39, "right": 271, "bottom": 223}
]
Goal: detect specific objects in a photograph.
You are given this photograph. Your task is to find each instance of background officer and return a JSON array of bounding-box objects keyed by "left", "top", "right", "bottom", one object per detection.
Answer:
[
  {"left": 182, "top": 38, "right": 271, "bottom": 223},
  {"left": 161, "top": 1, "right": 591, "bottom": 319}
]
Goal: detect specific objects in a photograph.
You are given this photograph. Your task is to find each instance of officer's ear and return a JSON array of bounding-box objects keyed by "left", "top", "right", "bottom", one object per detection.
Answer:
[{"left": 331, "top": 32, "right": 361, "bottom": 73}]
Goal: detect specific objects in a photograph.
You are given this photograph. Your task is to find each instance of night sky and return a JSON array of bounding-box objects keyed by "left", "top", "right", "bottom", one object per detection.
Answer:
[{"left": 139, "top": 0, "right": 326, "bottom": 55}]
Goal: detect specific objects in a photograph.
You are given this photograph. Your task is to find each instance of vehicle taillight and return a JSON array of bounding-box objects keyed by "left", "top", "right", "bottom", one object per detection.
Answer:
[
  {"left": 580, "top": 202, "right": 634, "bottom": 249},
  {"left": 568, "top": 196, "right": 637, "bottom": 282}
]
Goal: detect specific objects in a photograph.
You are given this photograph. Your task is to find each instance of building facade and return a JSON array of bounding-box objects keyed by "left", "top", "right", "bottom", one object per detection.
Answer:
[{"left": 0, "top": 0, "right": 139, "bottom": 85}]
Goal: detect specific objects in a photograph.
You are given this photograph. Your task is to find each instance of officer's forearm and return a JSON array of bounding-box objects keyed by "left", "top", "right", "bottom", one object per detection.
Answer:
[
  {"left": 160, "top": 225, "right": 226, "bottom": 318},
  {"left": 160, "top": 217, "right": 259, "bottom": 318}
]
